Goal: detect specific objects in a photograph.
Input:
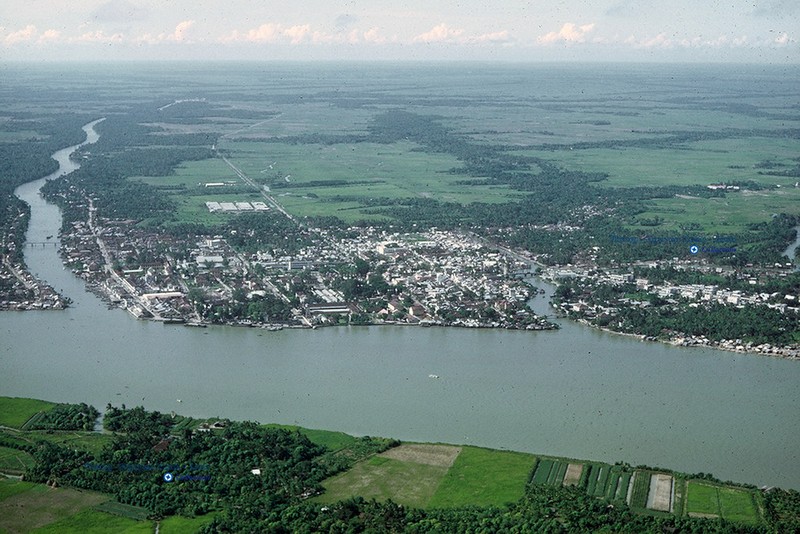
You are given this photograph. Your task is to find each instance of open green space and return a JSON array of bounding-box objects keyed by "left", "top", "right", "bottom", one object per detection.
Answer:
[
  {"left": 684, "top": 481, "right": 761, "bottom": 524},
  {"left": 686, "top": 481, "right": 721, "bottom": 517},
  {"left": 131, "top": 158, "right": 239, "bottom": 188},
  {"left": 427, "top": 446, "right": 535, "bottom": 508},
  {"left": 221, "top": 140, "right": 521, "bottom": 222},
  {"left": 0, "top": 427, "right": 113, "bottom": 456},
  {"left": 0, "top": 482, "right": 111, "bottom": 533},
  {"left": 30, "top": 508, "right": 150, "bottom": 534},
  {"left": 0, "top": 445, "right": 35, "bottom": 474},
  {"left": 0, "top": 397, "right": 57, "bottom": 429},
  {"left": 523, "top": 137, "right": 800, "bottom": 189},
  {"left": 631, "top": 187, "right": 800, "bottom": 234},
  {"left": 93, "top": 500, "right": 150, "bottom": 521},
  {"left": 629, "top": 470, "right": 652, "bottom": 509},
  {"left": 158, "top": 513, "right": 218, "bottom": 533},
  {"left": 719, "top": 487, "right": 761, "bottom": 525},
  {"left": 0, "top": 477, "right": 40, "bottom": 501},
  {"left": 315, "top": 454, "right": 449, "bottom": 509}
]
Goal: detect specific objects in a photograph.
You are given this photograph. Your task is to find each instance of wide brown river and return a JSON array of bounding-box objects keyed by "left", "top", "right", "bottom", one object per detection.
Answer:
[{"left": 3, "top": 121, "right": 799, "bottom": 489}]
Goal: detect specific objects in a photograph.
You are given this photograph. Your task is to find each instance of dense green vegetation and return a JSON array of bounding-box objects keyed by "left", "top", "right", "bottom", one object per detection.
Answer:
[
  {"left": 22, "top": 402, "right": 99, "bottom": 431},
  {"left": 0, "top": 398, "right": 795, "bottom": 531}
]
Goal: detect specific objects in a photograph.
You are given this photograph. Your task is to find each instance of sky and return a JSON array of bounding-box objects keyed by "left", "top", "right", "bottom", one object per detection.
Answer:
[{"left": 0, "top": 0, "right": 798, "bottom": 63}]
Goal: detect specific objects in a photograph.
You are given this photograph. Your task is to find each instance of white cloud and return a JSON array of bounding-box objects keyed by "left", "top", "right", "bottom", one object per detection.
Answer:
[
  {"left": 363, "top": 27, "right": 388, "bottom": 44},
  {"left": 5, "top": 25, "right": 37, "bottom": 45},
  {"left": 468, "top": 30, "right": 512, "bottom": 44},
  {"left": 413, "top": 23, "right": 465, "bottom": 43},
  {"left": 136, "top": 20, "right": 195, "bottom": 44},
  {"left": 75, "top": 30, "right": 124, "bottom": 43},
  {"left": 537, "top": 23, "right": 596, "bottom": 44},
  {"left": 283, "top": 24, "right": 311, "bottom": 45},
  {"left": 774, "top": 32, "right": 795, "bottom": 45},
  {"left": 37, "top": 29, "right": 61, "bottom": 43},
  {"left": 172, "top": 20, "right": 195, "bottom": 42},
  {"left": 221, "top": 23, "right": 312, "bottom": 44}
]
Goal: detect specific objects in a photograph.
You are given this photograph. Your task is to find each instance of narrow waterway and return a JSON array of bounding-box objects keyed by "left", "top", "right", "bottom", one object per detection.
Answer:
[{"left": 2, "top": 121, "right": 799, "bottom": 490}]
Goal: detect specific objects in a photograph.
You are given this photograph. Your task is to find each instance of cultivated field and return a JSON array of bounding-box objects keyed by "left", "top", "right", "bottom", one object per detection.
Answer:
[
  {"left": 684, "top": 480, "right": 761, "bottom": 524},
  {"left": 0, "top": 398, "right": 56, "bottom": 429},
  {"left": 0, "top": 480, "right": 110, "bottom": 533},
  {"left": 316, "top": 444, "right": 534, "bottom": 509}
]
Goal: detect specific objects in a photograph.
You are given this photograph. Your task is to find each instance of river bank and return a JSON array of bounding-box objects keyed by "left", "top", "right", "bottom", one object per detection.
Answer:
[{"left": 4, "top": 119, "right": 104, "bottom": 311}]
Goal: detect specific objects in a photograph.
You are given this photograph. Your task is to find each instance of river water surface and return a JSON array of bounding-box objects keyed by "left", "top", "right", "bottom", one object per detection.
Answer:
[{"left": 3, "top": 122, "right": 799, "bottom": 489}]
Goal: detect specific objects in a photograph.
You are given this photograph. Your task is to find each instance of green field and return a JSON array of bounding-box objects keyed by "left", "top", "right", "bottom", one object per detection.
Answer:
[
  {"left": 93, "top": 500, "right": 150, "bottom": 521},
  {"left": 30, "top": 509, "right": 150, "bottom": 534},
  {"left": 315, "top": 452, "right": 449, "bottom": 509},
  {"left": 685, "top": 480, "right": 760, "bottom": 524},
  {"left": 427, "top": 446, "right": 535, "bottom": 508},
  {"left": 0, "top": 445, "right": 35, "bottom": 474},
  {"left": 158, "top": 513, "right": 218, "bottom": 533},
  {"left": 132, "top": 158, "right": 239, "bottom": 188},
  {"left": 632, "top": 187, "right": 800, "bottom": 234},
  {"left": 527, "top": 137, "right": 800, "bottom": 189},
  {"left": 0, "top": 428, "right": 113, "bottom": 456},
  {"left": 316, "top": 444, "right": 535, "bottom": 510},
  {"left": 629, "top": 471, "right": 652, "bottom": 509},
  {"left": 222, "top": 140, "right": 522, "bottom": 222},
  {"left": 0, "top": 481, "right": 111, "bottom": 533},
  {"left": 0, "top": 397, "right": 57, "bottom": 429}
]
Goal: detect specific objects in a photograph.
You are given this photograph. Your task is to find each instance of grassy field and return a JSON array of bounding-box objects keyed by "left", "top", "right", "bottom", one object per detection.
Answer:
[
  {"left": 30, "top": 509, "right": 150, "bottom": 534},
  {"left": 0, "top": 445, "right": 35, "bottom": 474},
  {"left": 0, "top": 397, "right": 57, "bottom": 429},
  {"left": 629, "top": 470, "right": 652, "bottom": 509},
  {"left": 684, "top": 480, "right": 761, "bottom": 524},
  {"left": 0, "top": 428, "right": 113, "bottom": 456},
  {"left": 527, "top": 137, "right": 800, "bottom": 189},
  {"left": 93, "top": 501, "right": 150, "bottom": 521},
  {"left": 0, "top": 482, "right": 111, "bottom": 533},
  {"left": 426, "top": 446, "right": 535, "bottom": 508},
  {"left": 221, "top": 140, "right": 522, "bottom": 222},
  {"left": 131, "top": 158, "right": 239, "bottom": 188},
  {"left": 158, "top": 513, "right": 218, "bottom": 533},
  {"left": 315, "top": 451, "right": 450, "bottom": 509},
  {"left": 631, "top": 187, "right": 800, "bottom": 234}
]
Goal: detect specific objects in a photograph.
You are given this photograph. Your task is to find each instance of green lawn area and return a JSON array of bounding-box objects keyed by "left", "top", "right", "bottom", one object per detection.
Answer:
[
  {"left": 30, "top": 509, "right": 151, "bottom": 534},
  {"left": 159, "top": 513, "right": 218, "bottom": 533},
  {"left": 0, "top": 427, "right": 113, "bottom": 456},
  {"left": 519, "top": 137, "right": 800, "bottom": 189},
  {"left": 315, "top": 455, "right": 449, "bottom": 509},
  {"left": 0, "top": 483, "right": 111, "bottom": 533},
  {"left": 427, "top": 446, "right": 535, "bottom": 508},
  {"left": 221, "top": 140, "right": 521, "bottom": 222},
  {"left": 631, "top": 187, "right": 800, "bottom": 234},
  {"left": 0, "top": 477, "right": 40, "bottom": 501},
  {"left": 718, "top": 487, "right": 761, "bottom": 525},
  {"left": 131, "top": 158, "right": 239, "bottom": 188},
  {"left": 686, "top": 481, "right": 720, "bottom": 517},
  {"left": 0, "top": 397, "right": 57, "bottom": 429},
  {"left": 0, "top": 445, "right": 35, "bottom": 474}
]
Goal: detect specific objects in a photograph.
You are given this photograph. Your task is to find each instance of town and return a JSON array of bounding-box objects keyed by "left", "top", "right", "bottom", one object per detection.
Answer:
[{"left": 52, "top": 203, "right": 556, "bottom": 331}]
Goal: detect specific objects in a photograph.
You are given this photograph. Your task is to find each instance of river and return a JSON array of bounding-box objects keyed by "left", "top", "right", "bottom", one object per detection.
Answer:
[{"left": 2, "top": 121, "right": 799, "bottom": 490}]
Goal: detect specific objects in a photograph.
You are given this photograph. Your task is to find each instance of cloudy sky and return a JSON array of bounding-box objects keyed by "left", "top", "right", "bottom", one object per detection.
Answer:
[{"left": 1, "top": 0, "right": 797, "bottom": 62}]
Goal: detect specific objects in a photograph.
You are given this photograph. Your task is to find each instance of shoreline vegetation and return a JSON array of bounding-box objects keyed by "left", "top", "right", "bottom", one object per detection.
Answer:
[{"left": 2, "top": 395, "right": 797, "bottom": 532}]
